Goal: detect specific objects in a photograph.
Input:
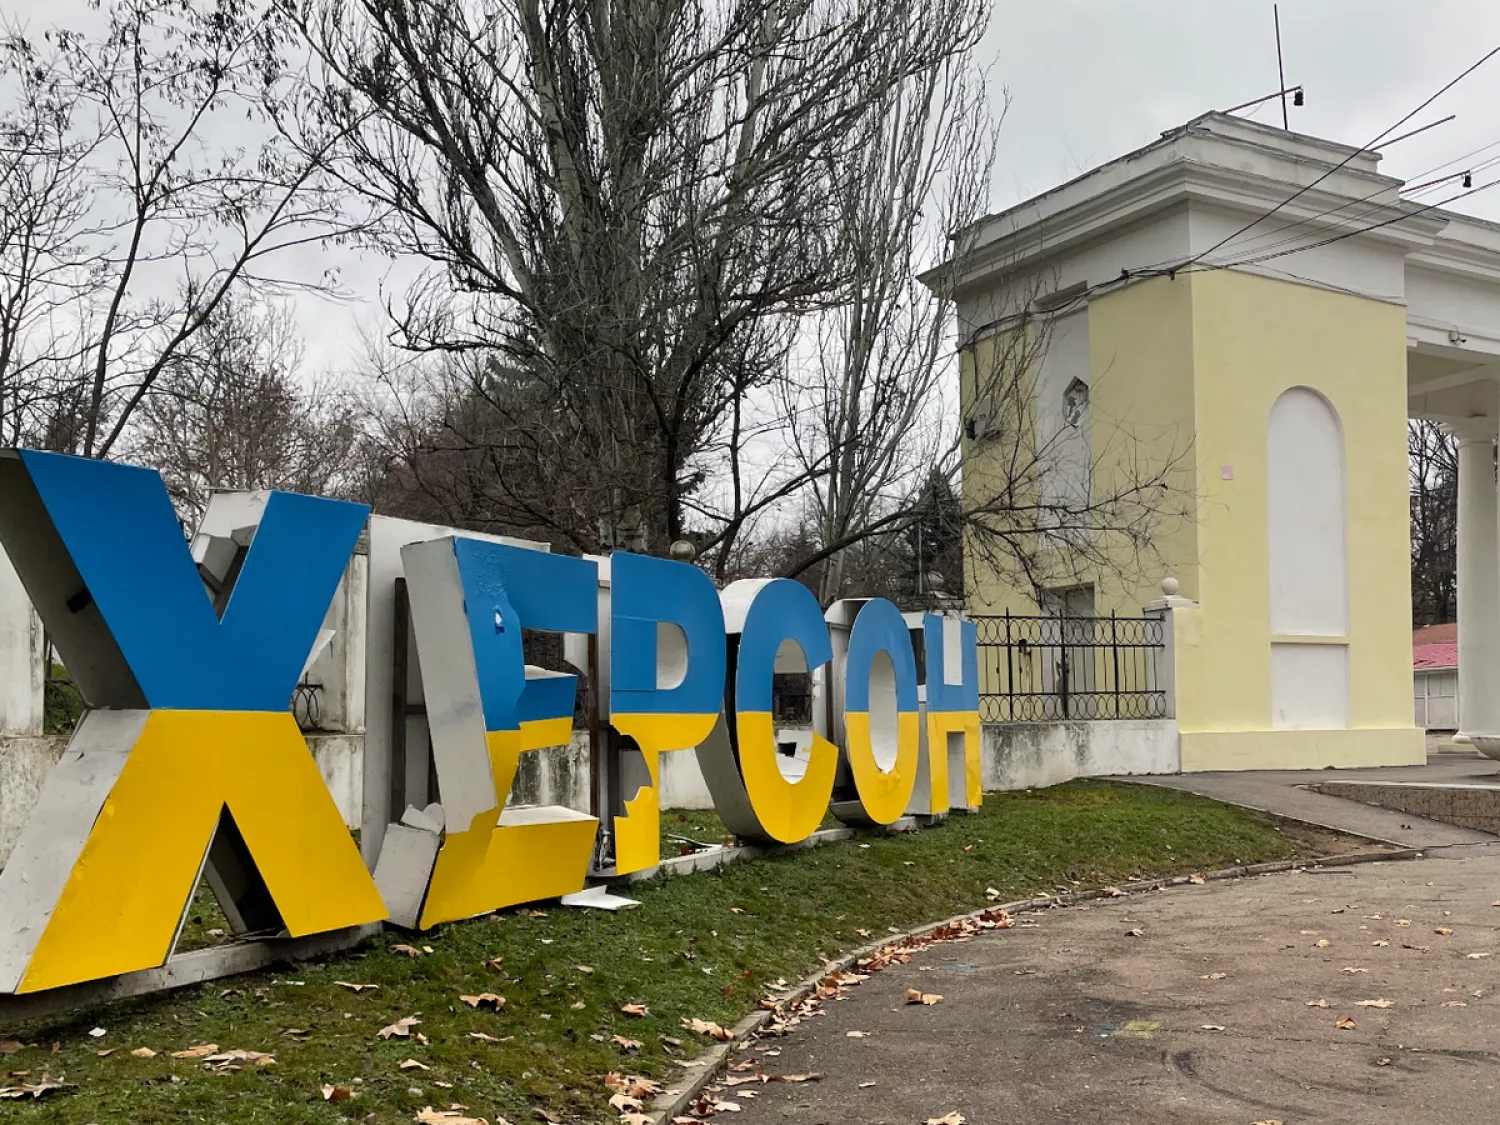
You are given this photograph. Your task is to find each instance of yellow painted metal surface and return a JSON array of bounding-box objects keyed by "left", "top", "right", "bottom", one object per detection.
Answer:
[
  {"left": 419, "top": 727, "right": 599, "bottom": 926},
  {"left": 843, "top": 711, "right": 920, "bottom": 823},
  {"left": 21, "top": 710, "right": 386, "bottom": 993},
  {"left": 735, "top": 711, "right": 839, "bottom": 843},
  {"left": 929, "top": 711, "right": 983, "bottom": 809},
  {"left": 609, "top": 713, "right": 718, "bottom": 874}
]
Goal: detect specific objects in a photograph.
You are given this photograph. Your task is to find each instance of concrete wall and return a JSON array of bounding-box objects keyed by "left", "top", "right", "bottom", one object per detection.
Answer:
[
  {"left": 0, "top": 551, "right": 44, "bottom": 737},
  {"left": 980, "top": 719, "right": 1179, "bottom": 791}
]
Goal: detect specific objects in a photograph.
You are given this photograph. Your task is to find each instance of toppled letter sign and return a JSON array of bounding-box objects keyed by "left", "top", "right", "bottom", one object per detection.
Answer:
[{"left": 0, "top": 451, "right": 980, "bottom": 995}]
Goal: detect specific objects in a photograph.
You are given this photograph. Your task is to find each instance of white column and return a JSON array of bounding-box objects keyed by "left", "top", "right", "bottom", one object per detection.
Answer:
[{"left": 1455, "top": 426, "right": 1500, "bottom": 744}]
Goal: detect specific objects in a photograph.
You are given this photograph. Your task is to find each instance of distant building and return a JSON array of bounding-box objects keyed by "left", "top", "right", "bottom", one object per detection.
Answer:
[{"left": 1413, "top": 623, "right": 1457, "bottom": 731}]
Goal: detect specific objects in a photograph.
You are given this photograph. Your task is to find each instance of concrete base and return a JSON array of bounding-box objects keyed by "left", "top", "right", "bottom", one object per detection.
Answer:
[
  {"left": 0, "top": 735, "right": 65, "bottom": 864},
  {"left": 1179, "top": 727, "right": 1425, "bottom": 772},
  {"left": 981, "top": 719, "right": 1179, "bottom": 791}
]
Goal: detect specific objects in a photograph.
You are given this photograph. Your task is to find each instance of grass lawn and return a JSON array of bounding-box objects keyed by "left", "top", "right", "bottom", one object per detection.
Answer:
[{"left": 1, "top": 782, "right": 1339, "bottom": 1123}]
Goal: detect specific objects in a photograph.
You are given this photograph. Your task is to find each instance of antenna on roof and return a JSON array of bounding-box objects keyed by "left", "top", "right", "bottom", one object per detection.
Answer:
[{"left": 1274, "top": 4, "right": 1289, "bottom": 129}]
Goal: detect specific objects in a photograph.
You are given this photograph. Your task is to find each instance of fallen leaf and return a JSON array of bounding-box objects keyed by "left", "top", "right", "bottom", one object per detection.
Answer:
[
  {"left": 730, "top": 907, "right": 745, "bottom": 915},
  {"left": 620, "top": 1003, "right": 649, "bottom": 1017},
  {"left": 1443, "top": 1000, "right": 1468, "bottom": 1008},
  {"left": 608, "top": 1092, "right": 643, "bottom": 1113},
  {"left": 1200, "top": 1024, "right": 1226, "bottom": 1032},
  {"left": 335, "top": 981, "right": 379, "bottom": 993},
  {"left": 846, "top": 1030, "right": 870, "bottom": 1038},
  {"left": 1201, "top": 972, "right": 1227, "bottom": 981},
  {"left": 925, "top": 1114, "right": 966, "bottom": 1125},
  {"left": 322, "top": 1084, "right": 355, "bottom": 1102},
  {"left": 484, "top": 957, "right": 504, "bottom": 972},
  {"left": 529, "top": 909, "right": 547, "bottom": 917},
  {"left": 1188, "top": 873, "right": 1206, "bottom": 885},
  {"left": 170, "top": 1044, "right": 219, "bottom": 1059},
  {"left": 768, "top": 1073, "right": 822, "bottom": 1083},
  {"left": 0, "top": 1042, "right": 20, "bottom": 1055},
  {"left": 1357, "top": 999, "right": 1393, "bottom": 1008},
  {"left": 131, "top": 1047, "right": 157, "bottom": 1058},
  {"left": 859, "top": 1081, "right": 877, "bottom": 1088},
  {"left": 619, "top": 1115, "right": 652, "bottom": 1125},
  {"left": 415, "top": 1032, "right": 429, "bottom": 1045},
  {"left": 1372, "top": 940, "right": 1390, "bottom": 947},
  {"left": 904, "top": 989, "right": 943, "bottom": 1006},
  {"left": 379, "top": 1018, "right": 421, "bottom": 1040},
  {"left": 394, "top": 945, "right": 424, "bottom": 958},
  {"left": 612, "top": 1035, "right": 642, "bottom": 1051},
  {"left": 96, "top": 1049, "right": 114, "bottom": 1057},
  {"left": 1306, "top": 999, "right": 1330, "bottom": 1008},
  {"left": 1468, "top": 952, "right": 1493, "bottom": 959},
  {"left": 1336, "top": 1017, "right": 1357, "bottom": 1030},
  {"left": 459, "top": 993, "right": 505, "bottom": 1010},
  {"left": 570, "top": 1000, "right": 585, "bottom": 1010},
  {"left": 575, "top": 965, "right": 594, "bottom": 974},
  {"left": 0, "top": 1073, "right": 69, "bottom": 1100},
  {"left": 203, "top": 1049, "right": 276, "bottom": 1072},
  {"left": 1376, "top": 1056, "right": 1392, "bottom": 1065},
  {"left": 1341, "top": 967, "right": 1368, "bottom": 973},
  {"left": 605, "top": 1073, "right": 664, "bottom": 1098},
  {"left": 1125, "top": 928, "right": 1144, "bottom": 938},
  {"left": 1315, "top": 939, "right": 1332, "bottom": 949},
  {"left": 467, "top": 1032, "right": 511, "bottom": 1044},
  {"left": 414, "top": 1108, "right": 487, "bottom": 1125},
  {"left": 681, "top": 1017, "right": 734, "bottom": 1041},
  {"left": 400, "top": 1059, "right": 429, "bottom": 1071},
  {"left": 1395, "top": 919, "right": 1411, "bottom": 927},
  {"left": 1435, "top": 927, "right": 1455, "bottom": 936}
]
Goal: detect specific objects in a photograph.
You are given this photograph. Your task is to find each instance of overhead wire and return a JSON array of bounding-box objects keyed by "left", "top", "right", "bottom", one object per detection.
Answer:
[{"left": 1174, "top": 43, "right": 1500, "bottom": 272}]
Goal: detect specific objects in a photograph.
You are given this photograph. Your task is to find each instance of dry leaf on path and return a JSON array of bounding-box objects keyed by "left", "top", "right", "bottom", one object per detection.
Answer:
[
  {"left": 904, "top": 989, "right": 943, "bottom": 1005},
  {"left": 322, "top": 1084, "right": 355, "bottom": 1102},
  {"left": 1125, "top": 928, "right": 1144, "bottom": 938},
  {"left": 846, "top": 1030, "right": 870, "bottom": 1038},
  {"left": 1336, "top": 1017, "right": 1357, "bottom": 1030},
  {"left": 768, "top": 1073, "right": 822, "bottom": 1083},
  {"left": 1188, "top": 874, "right": 1207, "bottom": 885},
  {"left": 379, "top": 1018, "right": 421, "bottom": 1040},
  {"left": 1201, "top": 972, "right": 1227, "bottom": 981},
  {"left": 335, "top": 981, "right": 379, "bottom": 993},
  {"left": 1443, "top": 1000, "right": 1468, "bottom": 1007},
  {"left": 1315, "top": 939, "right": 1332, "bottom": 949},
  {"left": 1356, "top": 999, "right": 1393, "bottom": 1009},
  {"left": 620, "top": 1003, "right": 649, "bottom": 1017},
  {"left": 1306, "top": 999, "right": 1330, "bottom": 1008},
  {"left": 414, "top": 1108, "right": 488, "bottom": 1125},
  {"left": 460, "top": 993, "right": 505, "bottom": 1010},
  {"left": 1341, "top": 967, "right": 1368, "bottom": 974},
  {"left": 608, "top": 1092, "right": 644, "bottom": 1113},
  {"left": 170, "top": 1044, "right": 219, "bottom": 1059},
  {"left": 682, "top": 1017, "right": 734, "bottom": 1041},
  {"left": 605, "top": 1073, "right": 665, "bottom": 1098},
  {"left": 619, "top": 1115, "right": 652, "bottom": 1125},
  {"left": 1372, "top": 940, "right": 1390, "bottom": 947},
  {"left": 1435, "top": 928, "right": 1455, "bottom": 936},
  {"left": 925, "top": 1114, "right": 966, "bottom": 1125},
  {"left": 1468, "top": 952, "right": 1493, "bottom": 959}
]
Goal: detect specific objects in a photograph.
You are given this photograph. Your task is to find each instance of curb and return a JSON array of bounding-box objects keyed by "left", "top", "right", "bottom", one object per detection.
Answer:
[{"left": 646, "top": 846, "right": 1424, "bottom": 1122}]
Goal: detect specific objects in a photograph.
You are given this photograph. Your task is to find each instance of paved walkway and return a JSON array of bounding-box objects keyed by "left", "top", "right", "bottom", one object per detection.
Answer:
[
  {"left": 725, "top": 853, "right": 1500, "bottom": 1125},
  {"left": 1126, "top": 753, "right": 1500, "bottom": 849}
]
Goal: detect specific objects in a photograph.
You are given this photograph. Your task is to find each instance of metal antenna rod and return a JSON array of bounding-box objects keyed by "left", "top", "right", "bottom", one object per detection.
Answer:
[{"left": 1275, "top": 4, "right": 1289, "bottom": 129}]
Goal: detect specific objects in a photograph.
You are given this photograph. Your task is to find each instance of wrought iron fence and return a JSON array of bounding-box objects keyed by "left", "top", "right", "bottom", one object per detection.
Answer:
[{"left": 972, "top": 611, "right": 1166, "bottom": 722}]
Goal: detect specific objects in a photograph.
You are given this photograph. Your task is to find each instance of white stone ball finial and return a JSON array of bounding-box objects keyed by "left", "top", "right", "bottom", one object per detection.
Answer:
[{"left": 1160, "top": 576, "right": 1180, "bottom": 597}]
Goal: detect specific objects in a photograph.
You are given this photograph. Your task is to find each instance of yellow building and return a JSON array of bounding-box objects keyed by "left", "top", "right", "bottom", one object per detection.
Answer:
[{"left": 930, "top": 112, "right": 1500, "bottom": 772}]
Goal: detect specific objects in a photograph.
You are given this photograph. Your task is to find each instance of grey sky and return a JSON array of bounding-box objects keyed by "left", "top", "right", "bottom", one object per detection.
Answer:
[{"left": 12, "top": 0, "right": 1500, "bottom": 373}]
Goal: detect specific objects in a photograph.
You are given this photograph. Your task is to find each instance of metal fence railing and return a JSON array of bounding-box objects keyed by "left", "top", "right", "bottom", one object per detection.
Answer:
[{"left": 972, "top": 611, "right": 1167, "bottom": 722}]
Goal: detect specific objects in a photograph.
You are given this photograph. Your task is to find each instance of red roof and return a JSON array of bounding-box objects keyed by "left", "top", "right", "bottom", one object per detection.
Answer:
[
  {"left": 1413, "top": 623, "right": 1457, "bottom": 646},
  {"left": 1415, "top": 642, "right": 1458, "bottom": 670}
]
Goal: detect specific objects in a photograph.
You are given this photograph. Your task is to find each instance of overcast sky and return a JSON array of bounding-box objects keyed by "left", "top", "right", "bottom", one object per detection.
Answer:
[{"left": 15, "top": 0, "right": 1500, "bottom": 374}]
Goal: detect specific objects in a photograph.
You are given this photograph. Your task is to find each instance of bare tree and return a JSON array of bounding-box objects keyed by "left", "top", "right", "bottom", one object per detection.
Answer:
[
  {"left": 1410, "top": 418, "right": 1459, "bottom": 626},
  {"left": 126, "top": 299, "right": 365, "bottom": 525},
  {"left": 300, "top": 0, "right": 990, "bottom": 552},
  {"left": 0, "top": 0, "right": 348, "bottom": 458}
]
